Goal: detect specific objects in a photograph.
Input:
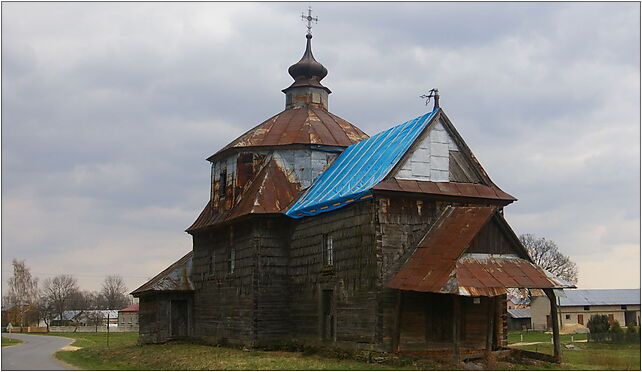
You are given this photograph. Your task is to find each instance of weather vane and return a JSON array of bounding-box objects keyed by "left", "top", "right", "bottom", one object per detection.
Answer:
[
  {"left": 301, "top": 6, "right": 318, "bottom": 36},
  {"left": 420, "top": 88, "right": 440, "bottom": 110}
]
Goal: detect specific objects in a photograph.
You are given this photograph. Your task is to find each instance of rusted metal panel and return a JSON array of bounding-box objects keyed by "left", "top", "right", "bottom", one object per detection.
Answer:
[
  {"left": 373, "top": 178, "right": 516, "bottom": 202},
  {"left": 208, "top": 106, "right": 368, "bottom": 162},
  {"left": 387, "top": 206, "right": 495, "bottom": 293},
  {"left": 387, "top": 206, "right": 564, "bottom": 296},
  {"left": 132, "top": 251, "right": 194, "bottom": 295},
  {"left": 187, "top": 157, "right": 302, "bottom": 232}
]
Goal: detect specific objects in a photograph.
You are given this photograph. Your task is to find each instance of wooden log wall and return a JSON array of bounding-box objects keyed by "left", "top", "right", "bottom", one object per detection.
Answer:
[
  {"left": 138, "top": 293, "right": 193, "bottom": 344},
  {"left": 376, "top": 196, "right": 442, "bottom": 350},
  {"left": 253, "top": 217, "right": 291, "bottom": 344},
  {"left": 289, "top": 200, "right": 379, "bottom": 348},
  {"left": 191, "top": 221, "right": 258, "bottom": 345}
]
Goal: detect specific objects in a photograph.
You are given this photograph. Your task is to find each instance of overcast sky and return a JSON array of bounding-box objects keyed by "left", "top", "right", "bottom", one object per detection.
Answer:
[{"left": 2, "top": 2, "right": 639, "bottom": 294}]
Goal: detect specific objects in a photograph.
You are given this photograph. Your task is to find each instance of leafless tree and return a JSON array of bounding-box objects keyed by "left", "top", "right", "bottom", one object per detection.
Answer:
[
  {"left": 100, "top": 275, "right": 129, "bottom": 310},
  {"left": 5, "top": 259, "right": 39, "bottom": 326},
  {"left": 42, "top": 274, "right": 79, "bottom": 323},
  {"left": 519, "top": 233, "right": 578, "bottom": 285},
  {"left": 33, "top": 293, "right": 56, "bottom": 331}
]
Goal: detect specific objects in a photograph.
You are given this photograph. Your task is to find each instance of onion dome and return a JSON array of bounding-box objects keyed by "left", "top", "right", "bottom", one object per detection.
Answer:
[{"left": 286, "top": 34, "right": 329, "bottom": 91}]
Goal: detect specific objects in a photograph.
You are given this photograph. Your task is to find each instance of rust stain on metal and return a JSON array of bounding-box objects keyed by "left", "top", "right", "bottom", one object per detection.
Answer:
[
  {"left": 208, "top": 107, "right": 368, "bottom": 161},
  {"left": 387, "top": 206, "right": 495, "bottom": 293},
  {"left": 131, "top": 251, "right": 194, "bottom": 295},
  {"left": 187, "top": 157, "right": 301, "bottom": 232},
  {"left": 373, "top": 178, "right": 516, "bottom": 202},
  {"left": 387, "top": 206, "right": 561, "bottom": 296}
]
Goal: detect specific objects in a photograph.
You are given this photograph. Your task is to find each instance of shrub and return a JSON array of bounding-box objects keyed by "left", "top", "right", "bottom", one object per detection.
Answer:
[
  {"left": 627, "top": 325, "right": 638, "bottom": 335},
  {"left": 587, "top": 314, "right": 610, "bottom": 334},
  {"left": 609, "top": 321, "right": 624, "bottom": 334}
]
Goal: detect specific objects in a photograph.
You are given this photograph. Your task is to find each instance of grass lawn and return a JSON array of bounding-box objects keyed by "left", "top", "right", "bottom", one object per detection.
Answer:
[
  {"left": 45, "top": 331, "right": 640, "bottom": 370},
  {"left": 49, "top": 333, "right": 429, "bottom": 370},
  {"left": 512, "top": 342, "right": 640, "bottom": 370},
  {"left": 1, "top": 336, "right": 23, "bottom": 347},
  {"left": 508, "top": 330, "right": 587, "bottom": 344}
]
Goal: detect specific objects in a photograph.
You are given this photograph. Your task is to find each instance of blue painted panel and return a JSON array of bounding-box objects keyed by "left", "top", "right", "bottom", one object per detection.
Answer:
[{"left": 286, "top": 109, "right": 438, "bottom": 218}]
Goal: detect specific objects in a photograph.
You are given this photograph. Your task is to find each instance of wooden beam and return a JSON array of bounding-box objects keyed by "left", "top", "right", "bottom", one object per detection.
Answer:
[
  {"left": 486, "top": 297, "right": 495, "bottom": 353},
  {"left": 452, "top": 295, "right": 461, "bottom": 362},
  {"left": 544, "top": 289, "right": 562, "bottom": 363},
  {"left": 392, "top": 290, "right": 403, "bottom": 352}
]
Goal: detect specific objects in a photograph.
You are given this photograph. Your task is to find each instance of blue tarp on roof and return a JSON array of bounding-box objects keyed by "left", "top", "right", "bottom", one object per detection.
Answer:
[{"left": 286, "top": 109, "right": 438, "bottom": 218}]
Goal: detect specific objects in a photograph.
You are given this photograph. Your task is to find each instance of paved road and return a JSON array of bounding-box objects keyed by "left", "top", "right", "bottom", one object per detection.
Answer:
[{"left": 2, "top": 333, "right": 74, "bottom": 370}]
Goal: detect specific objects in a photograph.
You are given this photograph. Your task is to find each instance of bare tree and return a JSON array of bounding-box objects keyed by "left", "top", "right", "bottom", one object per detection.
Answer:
[
  {"left": 100, "top": 275, "right": 129, "bottom": 310},
  {"left": 519, "top": 234, "right": 578, "bottom": 285},
  {"left": 5, "top": 259, "right": 39, "bottom": 327},
  {"left": 33, "top": 293, "right": 56, "bottom": 331},
  {"left": 42, "top": 274, "right": 79, "bottom": 323}
]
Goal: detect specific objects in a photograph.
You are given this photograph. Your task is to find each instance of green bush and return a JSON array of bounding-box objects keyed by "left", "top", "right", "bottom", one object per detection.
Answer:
[
  {"left": 610, "top": 321, "right": 624, "bottom": 334},
  {"left": 587, "top": 315, "right": 610, "bottom": 334},
  {"left": 627, "top": 325, "right": 638, "bottom": 335}
]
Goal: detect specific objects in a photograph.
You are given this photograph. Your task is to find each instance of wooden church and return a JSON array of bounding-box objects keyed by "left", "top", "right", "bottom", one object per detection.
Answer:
[{"left": 132, "top": 22, "right": 570, "bottom": 361}]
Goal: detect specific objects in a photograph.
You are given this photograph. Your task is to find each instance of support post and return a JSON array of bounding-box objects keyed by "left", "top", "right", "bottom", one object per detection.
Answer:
[
  {"left": 544, "top": 289, "right": 561, "bottom": 363},
  {"left": 486, "top": 297, "right": 495, "bottom": 353},
  {"left": 392, "top": 291, "right": 403, "bottom": 352},
  {"left": 452, "top": 295, "right": 461, "bottom": 363}
]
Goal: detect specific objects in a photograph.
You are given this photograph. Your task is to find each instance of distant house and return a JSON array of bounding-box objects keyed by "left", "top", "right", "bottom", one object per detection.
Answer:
[
  {"left": 118, "top": 304, "right": 139, "bottom": 329},
  {"left": 507, "top": 295, "right": 530, "bottom": 309},
  {"left": 531, "top": 289, "right": 641, "bottom": 331},
  {"left": 51, "top": 310, "right": 118, "bottom": 327},
  {"left": 51, "top": 310, "right": 83, "bottom": 326},
  {"left": 1, "top": 304, "right": 39, "bottom": 327},
  {"left": 507, "top": 308, "right": 532, "bottom": 331}
]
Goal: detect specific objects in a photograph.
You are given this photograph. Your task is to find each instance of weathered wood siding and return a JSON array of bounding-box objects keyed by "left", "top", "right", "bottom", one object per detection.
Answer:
[
  {"left": 467, "top": 217, "right": 519, "bottom": 255},
  {"left": 289, "top": 200, "right": 379, "bottom": 348},
  {"left": 253, "top": 217, "right": 291, "bottom": 344},
  {"left": 191, "top": 221, "right": 257, "bottom": 345},
  {"left": 138, "top": 292, "right": 193, "bottom": 344}
]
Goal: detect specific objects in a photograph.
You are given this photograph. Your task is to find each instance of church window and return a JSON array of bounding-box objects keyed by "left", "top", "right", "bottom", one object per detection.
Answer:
[
  {"left": 584, "top": 306, "right": 590, "bottom": 311},
  {"left": 565, "top": 314, "right": 571, "bottom": 320},
  {"left": 220, "top": 170, "right": 227, "bottom": 199},
  {"left": 323, "top": 234, "right": 333, "bottom": 266}
]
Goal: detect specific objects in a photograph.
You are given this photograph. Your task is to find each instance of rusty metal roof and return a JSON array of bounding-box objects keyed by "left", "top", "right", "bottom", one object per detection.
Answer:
[
  {"left": 208, "top": 106, "right": 368, "bottom": 162},
  {"left": 187, "top": 157, "right": 301, "bottom": 232},
  {"left": 118, "top": 303, "right": 139, "bottom": 313},
  {"left": 387, "top": 206, "right": 563, "bottom": 296},
  {"left": 373, "top": 178, "right": 516, "bottom": 203},
  {"left": 131, "top": 251, "right": 193, "bottom": 295}
]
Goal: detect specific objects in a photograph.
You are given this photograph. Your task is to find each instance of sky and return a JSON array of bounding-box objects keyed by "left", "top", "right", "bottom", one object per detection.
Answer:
[{"left": 2, "top": 2, "right": 640, "bottom": 293}]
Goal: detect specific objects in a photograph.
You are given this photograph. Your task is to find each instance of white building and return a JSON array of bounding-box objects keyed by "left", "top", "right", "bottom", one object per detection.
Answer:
[{"left": 531, "top": 289, "right": 640, "bottom": 331}]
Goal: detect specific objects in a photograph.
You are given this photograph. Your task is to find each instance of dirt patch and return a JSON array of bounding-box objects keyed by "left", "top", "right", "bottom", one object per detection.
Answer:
[{"left": 61, "top": 345, "right": 82, "bottom": 351}]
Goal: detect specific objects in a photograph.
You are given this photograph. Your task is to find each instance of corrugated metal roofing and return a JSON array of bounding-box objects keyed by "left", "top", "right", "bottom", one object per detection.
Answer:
[
  {"left": 131, "top": 251, "right": 194, "bottom": 295},
  {"left": 187, "top": 157, "right": 302, "bottom": 232},
  {"left": 286, "top": 109, "right": 438, "bottom": 218},
  {"left": 118, "top": 303, "right": 139, "bottom": 313},
  {"left": 208, "top": 106, "right": 369, "bottom": 162},
  {"left": 508, "top": 308, "right": 532, "bottom": 319},
  {"left": 558, "top": 289, "right": 640, "bottom": 306},
  {"left": 387, "top": 206, "right": 569, "bottom": 296},
  {"left": 373, "top": 179, "right": 516, "bottom": 202}
]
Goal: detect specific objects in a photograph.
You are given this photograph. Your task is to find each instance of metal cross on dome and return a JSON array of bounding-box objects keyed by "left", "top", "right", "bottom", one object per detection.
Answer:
[{"left": 301, "top": 7, "right": 318, "bottom": 35}]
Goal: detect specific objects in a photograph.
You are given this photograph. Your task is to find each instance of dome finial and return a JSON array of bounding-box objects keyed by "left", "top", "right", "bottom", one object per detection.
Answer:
[
  {"left": 301, "top": 6, "right": 318, "bottom": 36},
  {"left": 282, "top": 7, "right": 331, "bottom": 110}
]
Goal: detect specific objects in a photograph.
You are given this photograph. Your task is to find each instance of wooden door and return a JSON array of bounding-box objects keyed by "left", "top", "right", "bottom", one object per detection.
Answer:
[
  {"left": 170, "top": 300, "right": 188, "bottom": 337},
  {"left": 608, "top": 314, "right": 614, "bottom": 323},
  {"left": 578, "top": 314, "right": 584, "bottom": 325}
]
